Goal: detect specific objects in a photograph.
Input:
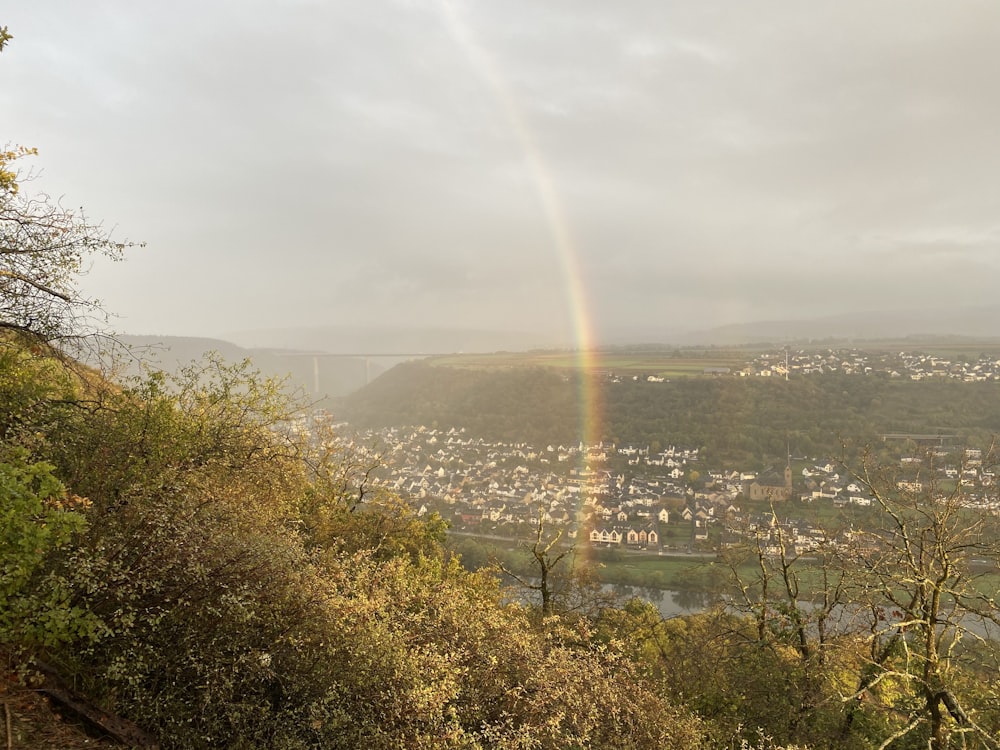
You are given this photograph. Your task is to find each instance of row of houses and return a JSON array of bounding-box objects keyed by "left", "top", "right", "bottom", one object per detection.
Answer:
[
  {"left": 293, "top": 416, "right": 999, "bottom": 556},
  {"left": 746, "top": 348, "right": 1000, "bottom": 381}
]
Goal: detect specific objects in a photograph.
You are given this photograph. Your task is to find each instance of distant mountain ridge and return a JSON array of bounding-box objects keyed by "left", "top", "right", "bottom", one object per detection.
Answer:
[
  {"left": 223, "top": 307, "right": 1000, "bottom": 354},
  {"left": 112, "top": 335, "right": 259, "bottom": 369},
  {"left": 225, "top": 326, "right": 565, "bottom": 355},
  {"left": 108, "top": 335, "right": 379, "bottom": 398},
  {"left": 674, "top": 306, "right": 1000, "bottom": 346}
]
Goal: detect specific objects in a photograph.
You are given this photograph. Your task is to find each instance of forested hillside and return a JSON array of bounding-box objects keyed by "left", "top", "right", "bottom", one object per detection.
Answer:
[{"left": 340, "top": 359, "right": 1000, "bottom": 464}]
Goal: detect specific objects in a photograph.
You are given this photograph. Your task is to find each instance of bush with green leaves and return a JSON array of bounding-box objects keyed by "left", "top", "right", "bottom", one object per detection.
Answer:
[
  {"left": 0, "top": 353, "right": 701, "bottom": 748},
  {"left": 0, "top": 450, "right": 101, "bottom": 649}
]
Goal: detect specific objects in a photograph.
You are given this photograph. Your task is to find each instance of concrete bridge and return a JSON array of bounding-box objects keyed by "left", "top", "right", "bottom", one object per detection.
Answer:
[{"left": 269, "top": 352, "right": 432, "bottom": 392}]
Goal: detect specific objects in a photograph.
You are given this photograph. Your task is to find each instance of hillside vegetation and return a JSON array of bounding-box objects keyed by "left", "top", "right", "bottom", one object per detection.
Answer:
[
  {"left": 1, "top": 343, "right": 707, "bottom": 749},
  {"left": 340, "top": 359, "right": 1000, "bottom": 464}
]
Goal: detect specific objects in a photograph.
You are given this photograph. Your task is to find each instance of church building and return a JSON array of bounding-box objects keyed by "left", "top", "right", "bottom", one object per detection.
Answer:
[{"left": 747, "top": 461, "right": 793, "bottom": 501}]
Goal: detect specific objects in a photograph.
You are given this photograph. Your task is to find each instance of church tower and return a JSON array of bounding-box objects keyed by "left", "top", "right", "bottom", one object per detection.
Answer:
[{"left": 784, "top": 444, "right": 793, "bottom": 495}]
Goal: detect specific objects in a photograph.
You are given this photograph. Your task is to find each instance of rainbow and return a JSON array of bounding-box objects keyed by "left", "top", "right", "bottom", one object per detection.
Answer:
[{"left": 437, "top": 1, "right": 605, "bottom": 534}]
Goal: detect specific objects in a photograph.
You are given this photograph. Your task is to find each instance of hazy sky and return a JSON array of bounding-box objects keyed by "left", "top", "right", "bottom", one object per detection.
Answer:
[{"left": 3, "top": 1, "right": 1000, "bottom": 345}]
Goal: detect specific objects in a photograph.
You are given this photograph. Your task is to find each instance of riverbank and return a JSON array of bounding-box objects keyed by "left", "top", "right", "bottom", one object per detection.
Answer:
[{"left": 447, "top": 531, "right": 723, "bottom": 592}]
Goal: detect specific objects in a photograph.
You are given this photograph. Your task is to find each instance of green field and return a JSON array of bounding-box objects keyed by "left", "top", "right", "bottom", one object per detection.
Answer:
[
  {"left": 818, "top": 337, "right": 1000, "bottom": 359},
  {"left": 429, "top": 349, "right": 751, "bottom": 378},
  {"left": 592, "top": 553, "right": 720, "bottom": 590},
  {"left": 428, "top": 338, "right": 1000, "bottom": 378}
]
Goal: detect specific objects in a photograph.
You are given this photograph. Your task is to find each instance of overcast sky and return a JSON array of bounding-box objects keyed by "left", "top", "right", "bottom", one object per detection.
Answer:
[{"left": 3, "top": 1, "right": 1000, "bottom": 345}]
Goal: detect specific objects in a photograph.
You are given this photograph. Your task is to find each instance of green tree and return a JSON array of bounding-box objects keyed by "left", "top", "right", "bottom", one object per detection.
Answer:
[
  {"left": 1, "top": 146, "right": 139, "bottom": 343},
  {"left": 41, "top": 355, "right": 303, "bottom": 514},
  {"left": 713, "top": 511, "right": 855, "bottom": 747},
  {"left": 840, "top": 448, "right": 1000, "bottom": 749},
  {"left": 35, "top": 368, "right": 703, "bottom": 748},
  {"left": 596, "top": 600, "right": 837, "bottom": 748},
  {"left": 0, "top": 450, "right": 99, "bottom": 648},
  {"left": 499, "top": 505, "right": 608, "bottom": 618}
]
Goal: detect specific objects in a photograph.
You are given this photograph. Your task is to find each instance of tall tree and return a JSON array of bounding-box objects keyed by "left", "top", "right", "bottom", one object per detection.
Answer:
[
  {"left": 1, "top": 146, "right": 138, "bottom": 344},
  {"left": 842, "top": 447, "right": 1000, "bottom": 749},
  {"left": 2, "top": 32, "right": 138, "bottom": 346},
  {"left": 499, "top": 504, "right": 608, "bottom": 618}
]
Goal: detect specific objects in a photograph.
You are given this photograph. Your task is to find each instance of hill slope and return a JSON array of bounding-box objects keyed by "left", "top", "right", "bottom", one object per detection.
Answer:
[{"left": 340, "top": 360, "right": 1000, "bottom": 463}]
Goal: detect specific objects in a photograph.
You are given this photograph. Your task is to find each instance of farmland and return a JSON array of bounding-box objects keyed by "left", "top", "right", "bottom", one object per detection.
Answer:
[{"left": 429, "top": 348, "right": 751, "bottom": 377}]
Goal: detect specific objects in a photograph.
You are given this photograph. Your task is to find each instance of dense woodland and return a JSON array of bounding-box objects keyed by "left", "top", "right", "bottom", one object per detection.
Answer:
[
  {"left": 4, "top": 52, "right": 1000, "bottom": 748},
  {"left": 340, "top": 360, "right": 1000, "bottom": 466}
]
